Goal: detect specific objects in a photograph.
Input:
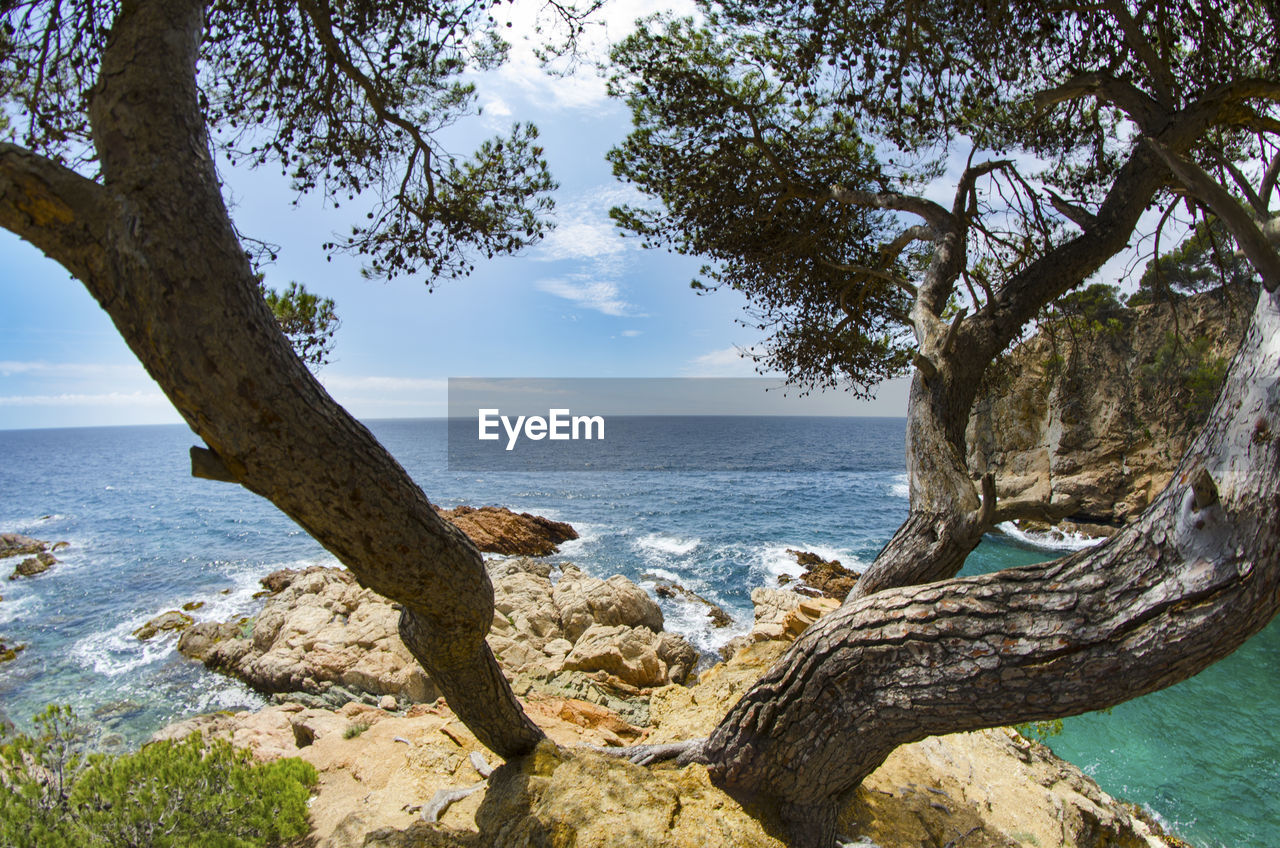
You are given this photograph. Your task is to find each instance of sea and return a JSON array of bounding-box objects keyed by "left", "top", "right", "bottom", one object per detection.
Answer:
[{"left": 0, "top": 418, "right": 1275, "bottom": 848}]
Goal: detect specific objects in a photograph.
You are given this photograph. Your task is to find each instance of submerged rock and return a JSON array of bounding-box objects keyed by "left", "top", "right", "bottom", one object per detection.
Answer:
[
  {"left": 133, "top": 610, "right": 195, "bottom": 640},
  {"left": 435, "top": 505, "right": 578, "bottom": 556},
  {"left": 9, "top": 551, "right": 57, "bottom": 579}
]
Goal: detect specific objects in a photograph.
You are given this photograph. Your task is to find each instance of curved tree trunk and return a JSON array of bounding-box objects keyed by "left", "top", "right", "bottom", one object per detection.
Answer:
[
  {"left": 0, "top": 0, "right": 543, "bottom": 758},
  {"left": 702, "top": 285, "right": 1280, "bottom": 846}
]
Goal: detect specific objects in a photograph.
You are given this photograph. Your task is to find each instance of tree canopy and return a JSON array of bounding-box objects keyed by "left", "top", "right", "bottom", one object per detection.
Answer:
[{"left": 0, "top": 0, "right": 557, "bottom": 281}]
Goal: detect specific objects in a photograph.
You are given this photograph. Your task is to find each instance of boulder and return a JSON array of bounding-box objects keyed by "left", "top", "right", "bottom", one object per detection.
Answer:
[
  {"left": 553, "top": 564, "right": 664, "bottom": 642},
  {"left": 785, "top": 548, "right": 859, "bottom": 600},
  {"left": 133, "top": 609, "right": 195, "bottom": 640},
  {"left": 9, "top": 551, "right": 56, "bottom": 580},
  {"left": 648, "top": 576, "right": 734, "bottom": 628},
  {"left": 435, "top": 505, "right": 577, "bottom": 556},
  {"left": 0, "top": 533, "right": 48, "bottom": 559},
  {"left": 183, "top": 558, "right": 694, "bottom": 708}
]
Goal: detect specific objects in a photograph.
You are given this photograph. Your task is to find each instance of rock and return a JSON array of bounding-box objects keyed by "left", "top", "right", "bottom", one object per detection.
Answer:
[
  {"left": 181, "top": 600, "right": 205, "bottom": 611},
  {"left": 9, "top": 551, "right": 56, "bottom": 579},
  {"left": 646, "top": 575, "right": 734, "bottom": 628},
  {"left": 435, "top": 505, "right": 578, "bottom": 556},
  {"left": 0, "top": 533, "right": 48, "bottom": 559},
  {"left": 152, "top": 619, "right": 1185, "bottom": 848},
  {"left": 0, "top": 641, "right": 26, "bottom": 664},
  {"left": 378, "top": 694, "right": 397, "bottom": 711},
  {"left": 562, "top": 624, "right": 672, "bottom": 688},
  {"left": 969, "top": 287, "right": 1252, "bottom": 526},
  {"left": 184, "top": 558, "right": 694, "bottom": 712},
  {"left": 553, "top": 564, "right": 664, "bottom": 642},
  {"left": 192, "top": 566, "right": 437, "bottom": 705},
  {"left": 719, "top": 587, "right": 839, "bottom": 660},
  {"left": 786, "top": 548, "right": 860, "bottom": 600},
  {"left": 177, "top": 618, "right": 250, "bottom": 661},
  {"left": 133, "top": 609, "right": 195, "bottom": 640}
]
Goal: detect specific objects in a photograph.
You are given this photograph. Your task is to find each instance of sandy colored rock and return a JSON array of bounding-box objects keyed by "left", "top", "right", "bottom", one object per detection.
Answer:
[
  {"left": 553, "top": 564, "right": 664, "bottom": 642},
  {"left": 786, "top": 548, "right": 860, "bottom": 600},
  {"left": 435, "top": 505, "right": 578, "bottom": 556},
  {"left": 969, "top": 287, "right": 1252, "bottom": 526},
  {"left": 185, "top": 558, "right": 694, "bottom": 706},
  {"left": 187, "top": 566, "right": 437, "bottom": 705}
]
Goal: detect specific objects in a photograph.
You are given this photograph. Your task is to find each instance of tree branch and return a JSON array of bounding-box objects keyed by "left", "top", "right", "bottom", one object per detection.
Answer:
[
  {"left": 1145, "top": 136, "right": 1280, "bottom": 292},
  {"left": 828, "top": 184, "right": 955, "bottom": 232},
  {"left": 0, "top": 142, "right": 115, "bottom": 283}
]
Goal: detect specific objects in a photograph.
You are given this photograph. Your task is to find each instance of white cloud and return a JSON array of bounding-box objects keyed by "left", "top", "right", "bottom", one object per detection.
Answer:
[
  {"left": 0, "top": 390, "right": 169, "bottom": 407},
  {"left": 321, "top": 375, "right": 448, "bottom": 395},
  {"left": 536, "top": 278, "right": 635, "bottom": 316},
  {"left": 481, "top": 97, "right": 512, "bottom": 118},
  {"left": 621, "top": 329, "right": 642, "bottom": 337},
  {"left": 0, "top": 361, "right": 143, "bottom": 378},
  {"left": 539, "top": 221, "right": 627, "bottom": 261},
  {"left": 484, "top": 0, "right": 699, "bottom": 112},
  {"left": 683, "top": 345, "right": 763, "bottom": 377}
]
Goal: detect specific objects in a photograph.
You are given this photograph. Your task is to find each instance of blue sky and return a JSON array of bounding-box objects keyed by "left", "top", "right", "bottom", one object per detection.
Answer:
[{"left": 0, "top": 4, "right": 912, "bottom": 430}]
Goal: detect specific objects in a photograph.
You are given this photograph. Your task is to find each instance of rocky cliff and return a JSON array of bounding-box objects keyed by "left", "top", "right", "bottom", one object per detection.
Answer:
[{"left": 968, "top": 287, "right": 1254, "bottom": 529}]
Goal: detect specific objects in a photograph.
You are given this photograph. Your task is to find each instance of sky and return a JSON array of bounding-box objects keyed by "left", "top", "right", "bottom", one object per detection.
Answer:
[{"left": 0, "top": 1, "right": 914, "bottom": 431}]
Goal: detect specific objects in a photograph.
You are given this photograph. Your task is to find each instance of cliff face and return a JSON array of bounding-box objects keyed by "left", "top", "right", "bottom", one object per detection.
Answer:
[{"left": 967, "top": 287, "right": 1255, "bottom": 527}]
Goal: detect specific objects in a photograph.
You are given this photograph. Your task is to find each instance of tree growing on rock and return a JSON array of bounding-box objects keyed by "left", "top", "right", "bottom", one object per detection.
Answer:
[
  {"left": 608, "top": 1, "right": 1280, "bottom": 843},
  {"left": 3, "top": 2, "right": 1280, "bottom": 847}
]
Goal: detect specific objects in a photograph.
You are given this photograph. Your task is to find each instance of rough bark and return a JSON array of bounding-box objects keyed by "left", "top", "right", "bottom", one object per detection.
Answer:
[
  {"left": 703, "top": 286, "right": 1280, "bottom": 846},
  {"left": 0, "top": 0, "right": 543, "bottom": 757}
]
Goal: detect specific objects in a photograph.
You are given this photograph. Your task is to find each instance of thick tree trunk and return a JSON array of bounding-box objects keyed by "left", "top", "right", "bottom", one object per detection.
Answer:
[
  {"left": 702, "top": 286, "right": 1280, "bottom": 846},
  {"left": 0, "top": 0, "right": 543, "bottom": 757}
]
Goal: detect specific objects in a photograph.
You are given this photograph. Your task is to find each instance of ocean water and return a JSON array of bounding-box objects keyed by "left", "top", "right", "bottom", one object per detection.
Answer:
[{"left": 0, "top": 419, "right": 1275, "bottom": 847}]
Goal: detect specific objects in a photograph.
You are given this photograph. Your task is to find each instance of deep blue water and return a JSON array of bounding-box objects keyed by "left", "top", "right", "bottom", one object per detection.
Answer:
[{"left": 0, "top": 418, "right": 1275, "bottom": 847}]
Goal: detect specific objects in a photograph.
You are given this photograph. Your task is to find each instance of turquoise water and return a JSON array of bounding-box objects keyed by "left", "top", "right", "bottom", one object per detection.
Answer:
[{"left": 0, "top": 419, "right": 1275, "bottom": 846}]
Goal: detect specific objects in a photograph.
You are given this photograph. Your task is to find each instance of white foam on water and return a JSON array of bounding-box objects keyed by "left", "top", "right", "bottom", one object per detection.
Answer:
[
  {"left": 757, "top": 543, "right": 865, "bottom": 582},
  {"left": 637, "top": 567, "right": 684, "bottom": 585},
  {"left": 659, "top": 594, "right": 748, "bottom": 656},
  {"left": 888, "top": 473, "right": 909, "bottom": 499},
  {"left": 995, "top": 521, "right": 1105, "bottom": 552},
  {"left": 633, "top": 533, "right": 700, "bottom": 558},
  {"left": 0, "top": 592, "right": 41, "bottom": 627},
  {"left": 2, "top": 514, "right": 71, "bottom": 533},
  {"left": 71, "top": 617, "right": 176, "bottom": 677},
  {"left": 191, "top": 680, "right": 269, "bottom": 715}
]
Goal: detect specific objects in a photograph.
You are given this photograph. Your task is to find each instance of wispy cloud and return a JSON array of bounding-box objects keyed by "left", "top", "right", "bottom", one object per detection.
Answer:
[
  {"left": 321, "top": 375, "right": 448, "bottom": 394},
  {"left": 683, "top": 345, "right": 763, "bottom": 377},
  {"left": 621, "top": 329, "right": 642, "bottom": 337},
  {"left": 0, "top": 390, "right": 168, "bottom": 407},
  {"left": 0, "top": 361, "right": 143, "bottom": 379},
  {"left": 483, "top": 0, "right": 699, "bottom": 112},
  {"left": 536, "top": 277, "right": 636, "bottom": 317}
]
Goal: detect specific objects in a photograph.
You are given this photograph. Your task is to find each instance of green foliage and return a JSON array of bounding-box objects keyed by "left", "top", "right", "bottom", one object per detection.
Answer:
[
  {"left": 1014, "top": 718, "right": 1064, "bottom": 743},
  {"left": 0, "top": 0, "right": 569, "bottom": 281},
  {"left": 0, "top": 706, "right": 317, "bottom": 848},
  {"left": 260, "top": 280, "right": 340, "bottom": 368},
  {"left": 1142, "top": 332, "right": 1230, "bottom": 422},
  {"left": 343, "top": 722, "right": 370, "bottom": 740},
  {"left": 608, "top": 15, "right": 914, "bottom": 395},
  {"left": 1046, "top": 283, "right": 1129, "bottom": 339},
  {"left": 1131, "top": 217, "right": 1260, "bottom": 306}
]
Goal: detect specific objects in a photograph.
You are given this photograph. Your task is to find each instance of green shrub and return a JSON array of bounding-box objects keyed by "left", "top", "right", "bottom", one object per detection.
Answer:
[{"left": 0, "top": 705, "right": 317, "bottom": 848}]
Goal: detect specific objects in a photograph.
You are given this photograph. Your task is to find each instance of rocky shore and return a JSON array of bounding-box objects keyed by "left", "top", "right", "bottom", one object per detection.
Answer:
[{"left": 157, "top": 584, "right": 1185, "bottom": 848}]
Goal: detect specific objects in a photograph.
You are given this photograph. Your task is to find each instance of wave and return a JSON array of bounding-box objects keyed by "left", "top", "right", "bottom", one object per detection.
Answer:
[
  {"left": 633, "top": 533, "right": 700, "bottom": 558},
  {"left": 995, "top": 521, "right": 1106, "bottom": 552},
  {"left": 71, "top": 618, "right": 175, "bottom": 677},
  {"left": 755, "top": 543, "right": 864, "bottom": 583}
]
